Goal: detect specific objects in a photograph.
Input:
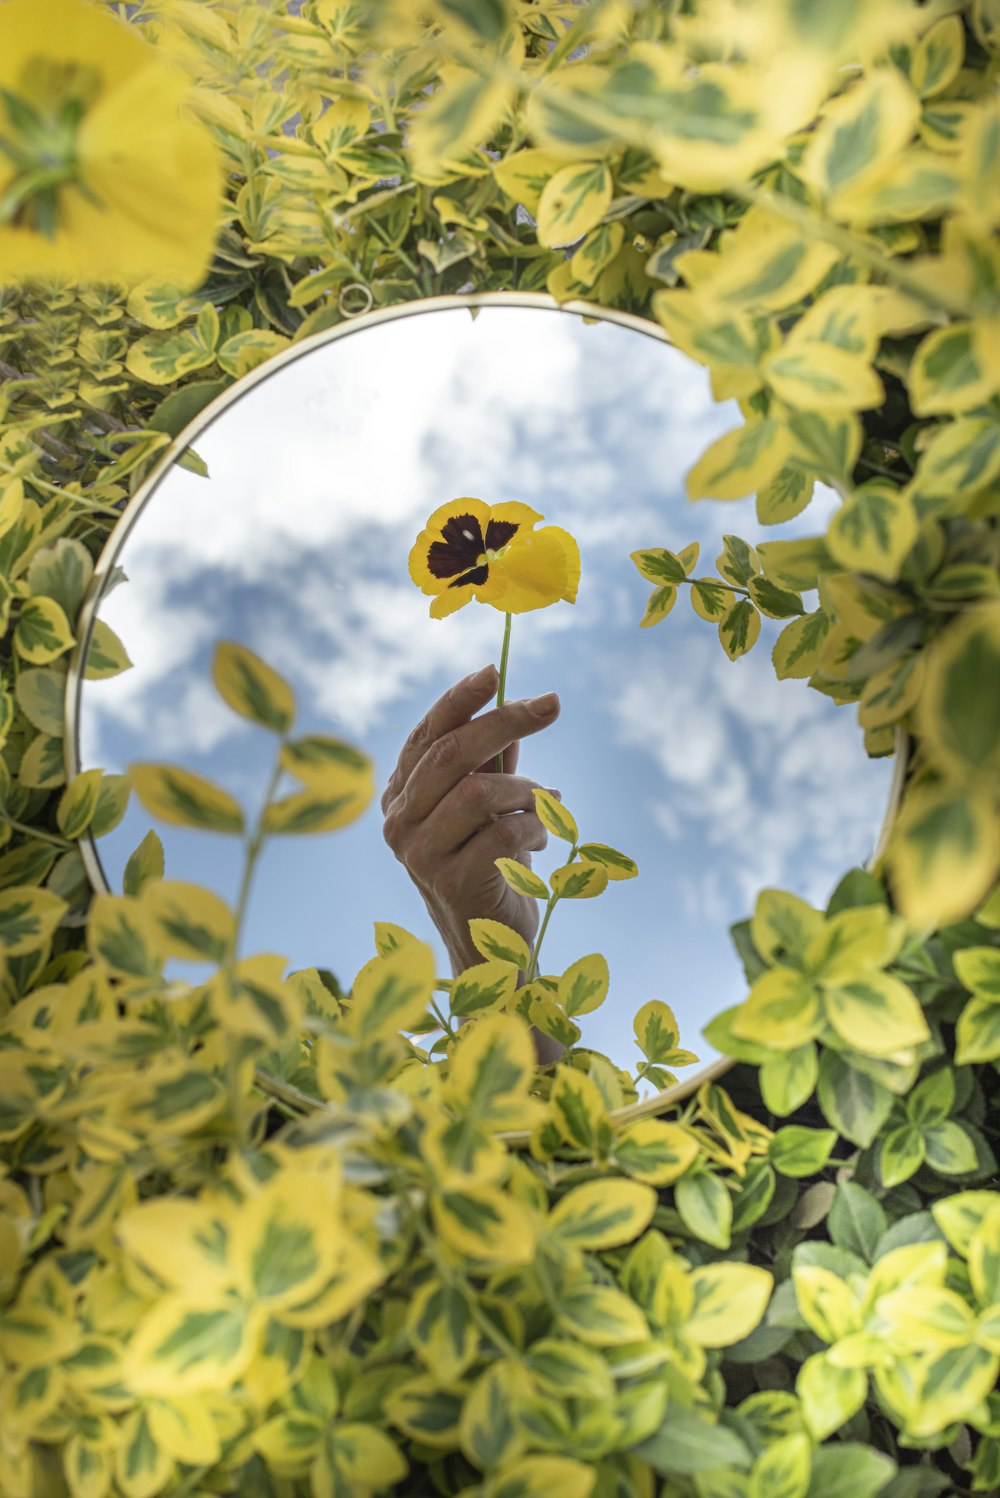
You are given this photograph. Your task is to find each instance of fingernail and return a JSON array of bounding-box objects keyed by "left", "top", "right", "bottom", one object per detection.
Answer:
[
  {"left": 526, "top": 691, "right": 558, "bottom": 716},
  {"left": 472, "top": 663, "right": 497, "bottom": 686}
]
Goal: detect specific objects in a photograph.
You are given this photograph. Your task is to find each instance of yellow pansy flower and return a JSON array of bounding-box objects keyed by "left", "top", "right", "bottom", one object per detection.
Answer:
[
  {"left": 409, "top": 498, "right": 581, "bottom": 620},
  {"left": 0, "top": 0, "right": 222, "bottom": 286}
]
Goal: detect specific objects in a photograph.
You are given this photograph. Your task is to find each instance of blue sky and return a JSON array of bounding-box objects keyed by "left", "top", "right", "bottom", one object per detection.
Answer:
[{"left": 77, "top": 305, "right": 893, "bottom": 1080}]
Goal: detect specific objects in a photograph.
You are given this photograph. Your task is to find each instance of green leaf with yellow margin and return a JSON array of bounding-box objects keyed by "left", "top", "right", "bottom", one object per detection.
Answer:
[
  {"left": 115, "top": 1406, "right": 173, "bottom": 1498},
  {"left": 752, "top": 887, "right": 824, "bottom": 962},
  {"left": 56, "top": 769, "right": 104, "bottom": 840},
  {"left": 123, "top": 1296, "right": 263, "bottom": 1397},
  {"left": 229, "top": 1164, "right": 342, "bottom": 1311},
  {"left": 116, "top": 1196, "right": 234, "bottom": 1300},
  {"left": 887, "top": 781, "right": 1000, "bottom": 928},
  {"left": 555, "top": 1282, "right": 648, "bottom": 1348},
  {"left": 719, "top": 599, "right": 761, "bottom": 659},
  {"left": 212, "top": 642, "right": 295, "bottom": 732},
  {"left": 798, "top": 69, "right": 921, "bottom": 205},
  {"left": 747, "top": 1432, "right": 811, "bottom": 1498},
  {"left": 858, "top": 653, "right": 925, "bottom": 731},
  {"left": 558, "top": 953, "right": 609, "bottom": 1017},
  {"left": 405, "top": 1277, "right": 478, "bottom": 1383},
  {"left": 482, "top": 1454, "right": 597, "bottom": 1498},
  {"left": 130, "top": 764, "right": 244, "bottom": 834},
  {"left": 263, "top": 782, "right": 373, "bottom": 834},
  {"left": 532, "top": 787, "right": 578, "bottom": 843},
  {"left": 917, "top": 604, "right": 1000, "bottom": 782},
  {"left": 640, "top": 585, "right": 677, "bottom": 627},
  {"left": 823, "top": 971, "right": 930, "bottom": 1055},
  {"left": 685, "top": 1263, "right": 773, "bottom": 1346},
  {"left": 756, "top": 466, "right": 815, "bottom": 525},
  {"left": 550, "top": 1064, "right": 612, "bottom": 1157},
  {"left": 348, "top": 941, "right": 436, "bottom": 1040},
  {"left": 446, "top": 1012, "right": 537, "bottom": 1129},
  {"left": 431, "top": 1185, "right": 537, "bottom": 1266},
  {"left": 469, "top": 918, "right": 531, "bottom": 970},
  {"left": 123, "top": 830, "right": 165, "bottom": 898},
  {"left": 550, "top": 862, "right": 609, "bottom": 899},
  {"left": 281, "top": 734, "right": 372, "bottom": 791},
  {"left": 827, "top": 480, "right": 918, "bottom": 581},
  {"left": 408, "top": 70, "right": 515, "bottom": 178},
  {"left": 0, "top": 887, "right": 66, "bottom": 956},
  {"left": 687, "top": 419, "right": 792, "bottom": 501},
  {"left": 762, "top": 342, "right": 884, "bottom": 413},
  {"left": 85, "top": 619, "right": 133, "bottom": 679},
  {"left": 449, "top": 958, "right": 519, "bottom": 1017},
  {"left": 217, "top": 330, "right": 290, "bottom": 379},
  {"left": 547, "top": 1180, "right": 656, "bottom": 1251},
  {"left": 773, "top": 610, "right": 831, "bottom": 679},
  {"left": 86, "top": 893, "right": 163, "bottom": 982},
  {"left": 459, "top": 1359, "right": 526, "bottom": 1471},
  {"left": 495, "top": 857, "right": 549, "bottom": 899},
  {"left": 384, "top": 1376, "right": 463, "bottom": 1448},
  {"left": 613, "top": 1120, "right": 699, "bottom": 1185},
  {"left": 142, "top": 881, "right": 235, "bottom": 964},
  {"left": 493, "top": 148, "right": 567, "bottom": 214},
  {"left": 909, "top": 320, "right": 1000, "bottom": 417},
  {"left": 570, "top": 221, "right": 625, "bottom": 288},
  {"left": 538, "top": 161, "right": 610, "bottom": 248},
  {"left": 912, "top": 416, "right": 1000, "bottom": 503},
  {"left": 15, "top": 597, "right": 74, "bottom": 664},
  {"left": 731, "top": 968, "right": 824, "bottom": 1052},
  {"left": 576, "top": 842, "right": 637, "bottom": 879}
]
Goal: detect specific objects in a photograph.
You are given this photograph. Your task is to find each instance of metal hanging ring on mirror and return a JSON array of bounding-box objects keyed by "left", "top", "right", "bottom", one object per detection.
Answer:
[{"left": 338, "top": 282, "right": 374, "bottom": 317}]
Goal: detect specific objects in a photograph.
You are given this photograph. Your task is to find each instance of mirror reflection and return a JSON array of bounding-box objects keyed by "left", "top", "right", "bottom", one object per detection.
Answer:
[{"left": 74, "top": 302, "right": 895, "bottom": 1082}]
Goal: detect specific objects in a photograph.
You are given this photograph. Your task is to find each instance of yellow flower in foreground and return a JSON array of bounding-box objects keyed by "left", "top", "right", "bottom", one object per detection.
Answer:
[
  {"left": 0, "top": 0, "right": 222, "bottom": 286},
  {"left": 409, "top": 498, "right": 581, "bottom": 620}
]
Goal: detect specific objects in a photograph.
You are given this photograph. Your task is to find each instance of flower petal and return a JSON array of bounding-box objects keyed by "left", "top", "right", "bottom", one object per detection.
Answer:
[
  {"left": 408, "top": 498, "right": 491, "bottom": 595},
  {"left": 482, "top": 526, "right": 581, "bottom": 614},
  {"left": 429, "top": 585, "right": 474, "bottom": 619}
]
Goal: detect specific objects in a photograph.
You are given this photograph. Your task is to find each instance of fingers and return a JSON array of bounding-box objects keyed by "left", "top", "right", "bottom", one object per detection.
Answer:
[
  {"left": 414, "top": 774, "right": 550, "bottom": 869},
  {"left": 398, "top": 693, "right": 560, "bottom": 826},
  {"left": 381, "top": 664, "right": 498, "bottom": 814}
]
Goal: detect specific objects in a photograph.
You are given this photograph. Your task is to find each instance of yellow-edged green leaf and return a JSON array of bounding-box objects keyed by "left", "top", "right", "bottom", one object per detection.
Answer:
[
  {"left": 718, "top": 599, "right": 761, "bottom": 659},
  {"left": 558, "top": 953, "right": 609, "bottom": 1017},
  {"left": 889, "top": 780, "right": 999, "bottom": 929},
  {"left": 547, "top": 1179, "right": 656, "bottom": 1250},
  {"left": 123, "top": 830, "right": 165, "bottom": 898},
  {"left": 910, "top": 319, "right": 1000, "bottom": 417},
  {"left": 212, "top": 642, "right": 295, "bottom": 731},
  {"left": 142, "top": 881, "right": 235, "bottom": 964},
  {"left": 468, "top": 917, "right": 531, "bottom": 970},
  {"left": 763, "top": 342, "right": 884, "bottom": 413},
  {"left": 446, "top": 1011, "right": 536, "bottom": 1128},
  {"left": 431, "top": 1185, "right": 537, "bottom": 1266},
  {"left": 124, "top": 1296, "right": 261, "bottom": 1396},
  {"left": 493, "top": 148, "right": 567, "bottom": 213},
  {"left": 827, "top": 480, "right": 918, "bottom": 581},
  {"left": 15, "top": 666, "right": 66, "bottom": 736},
  {"left": 349, "top": 941, "right": 436, "bottom": 1040},
  {"left": 532, "top": 787, "right": 577, "bottom": 843},
  {"left": 495, "top": 857, "right": 549, "bottom": 899},
  {"left": 575, "top": 842, "right": 637, "bottom": 879},
  {"left": 406, "top": 1278, "right": 478, "bottom": 1382},
  {"left": 550, "top": 861, "right": 609, "bottom": 899},
  {"left": 449, "top": 958, "right": 519, "bottom": 1018},
  {"left": 687, "top": 419, "right": 791, "bottom": 501},
  {"left": 799, "top": 69, "right": 921, "bottom": 204},
  {"left": 0, "top": 887, "right": 66, "bottom": 955},
  {"left": 772, "top": 609, "right": 831, "bottom": 679},
  {"left": 230, "top": 1165, "right": 342, "bottom": 1310},
  {"left": 537, "top": 161, "right": 613, "bottom": 249},
  {"left": 612, "top": 1120, "right": 700, "bottom": 1185},
  {"left": 56, "top": 769, "right": 104, "bottom": 840},
  {"left": 640, "top": 584, "right": 677, "bottom": 627},
  {"left": 824, "top": 971, "right": 931, "bottom": 1055},
  {"left": 731, "top": 967, "right": 823, "bottom": 1052},
  {"left": 917, "top": 604, "right": 1000, "bottom": 782},
  {"left": 84, "top": 619, "right": 133, "bottom": 680},
  {"left": 15, "top": 597, "right": 74, "bottom": 664},
  {"left": 130, "top": 764, "right": 244, "bottom": 833},
  {"left": 263, "top": 780, "right": 372, "bottom": 834},
  {"left": 686, "top": 1263, "right": 773, "bottom": 1347},
  {"left": 556, "top": 1282, "right": 649, "bottom": 1347}
]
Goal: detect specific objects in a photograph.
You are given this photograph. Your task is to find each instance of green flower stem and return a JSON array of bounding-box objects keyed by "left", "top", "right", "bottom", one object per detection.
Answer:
[
  {"left": 525, "top": 895, "right": 557, "bottom": 984},
  {"left": 493, "top": 610, "right": 513, "bottom": 774},
  {"left": 224, "top": 740, "right": 288, "bottom": 1144},
  {"left": 0, "top": 816, "right": 73, "bottom": 850}
]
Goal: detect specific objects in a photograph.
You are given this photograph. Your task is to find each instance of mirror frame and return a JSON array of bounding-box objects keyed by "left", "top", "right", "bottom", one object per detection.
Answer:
[{"left": 64, "top": 290, "right": 909, "bottom": 1130}]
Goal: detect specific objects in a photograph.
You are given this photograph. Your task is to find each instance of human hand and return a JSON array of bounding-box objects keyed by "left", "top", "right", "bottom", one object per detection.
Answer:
[{"left": 381, "top": 664, "right": 560, "bottom": 977}]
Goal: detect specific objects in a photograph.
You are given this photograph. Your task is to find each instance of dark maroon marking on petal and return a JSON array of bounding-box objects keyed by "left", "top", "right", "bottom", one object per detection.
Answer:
[
  {"left": 427, "top": 512, "right": 485, "bottom": 579},
  {"left": 484, "top": 519, "right": 518, "bottom": 550},
  {"left": 448, "top": 563, "right": 489, "bottom": 590}
]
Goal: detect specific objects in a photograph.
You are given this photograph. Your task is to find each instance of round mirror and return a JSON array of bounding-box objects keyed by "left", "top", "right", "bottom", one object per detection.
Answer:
[{"left": 69, "top": 295, "right": 897, "bottom": 1090}]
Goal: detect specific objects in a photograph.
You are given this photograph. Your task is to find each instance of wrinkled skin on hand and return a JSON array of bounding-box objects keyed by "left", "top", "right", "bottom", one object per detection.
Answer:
[{"left": 381, "top": 663, "right": 561, "bottom": 978}]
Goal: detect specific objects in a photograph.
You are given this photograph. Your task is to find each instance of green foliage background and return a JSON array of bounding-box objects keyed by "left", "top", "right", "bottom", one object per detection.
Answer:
[{"left": 1, "top": 2, "right": 1000, "bottom": 1496}]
